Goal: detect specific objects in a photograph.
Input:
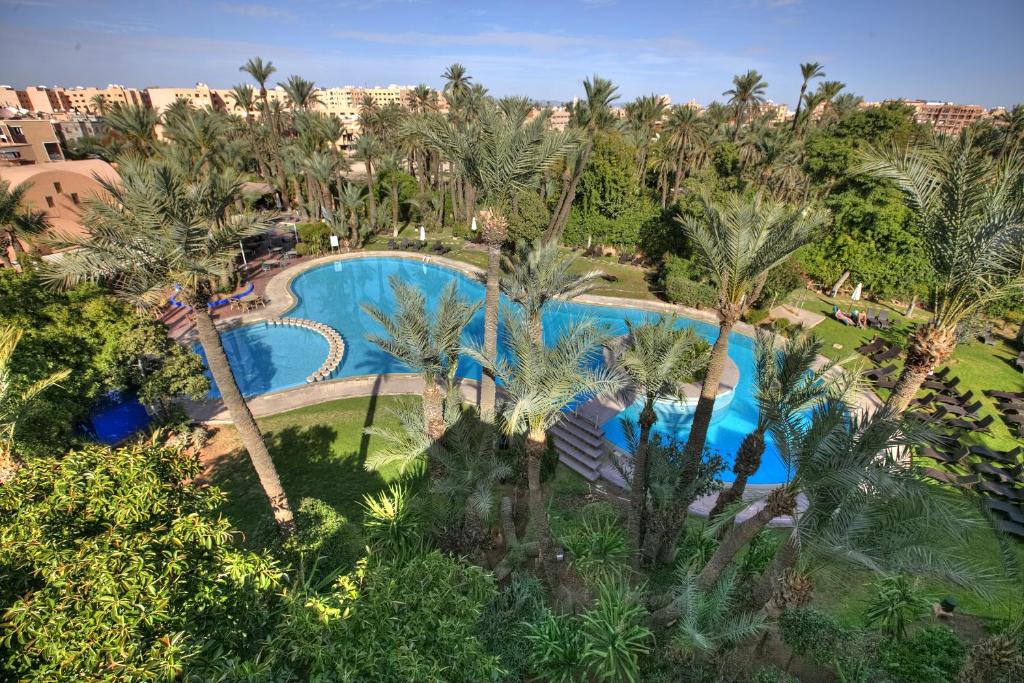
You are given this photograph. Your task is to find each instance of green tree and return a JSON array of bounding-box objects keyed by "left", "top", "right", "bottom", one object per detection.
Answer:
[
  {"left": 466, "top": 311, "right": 624, "bottom": 579},
  {"left": 102, "top": 103, "right": 159, "bottom": 157},
  {"left": 0, "top": 441, "right": 282, "bottom": 680},
  {"left": 624, "top": 94, "right": 669, "bottom": 182},
  {"left": 858, "top": 133, "right": 1024, "bottom": 412},
  {"left": 500, "top": 237, "right": 604, "bottom": 345},
  {"left": 354, "top": 133, "right": 383, "bottom": 231},
  {"left": 615, "top": 316, "right": 709, "bottom": 564},
  {"left": 792, "top": 62, "right": 826, "bottom": 133},
  {"left": 0, "top": 325, "right": 69, "bottom": 482},
  {"left": 42, "top": 157, "right": 297, "bottom": 534},
  {"left": 724, "top": 70, "right": 769, "bottom": 141},
  {"left": 362, "top": 276, "right": 480, "bottom": 444},
  {"left": 650, "top": 193, "right": 823, "bottom": 565},
  {"left": 0, "top": 180, "right": 49, "bottom": 269}
]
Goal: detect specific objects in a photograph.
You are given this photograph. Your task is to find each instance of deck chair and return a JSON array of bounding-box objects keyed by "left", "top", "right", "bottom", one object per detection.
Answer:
[{"left": 856, "top": 336, "right": 885, "bottom": 356}]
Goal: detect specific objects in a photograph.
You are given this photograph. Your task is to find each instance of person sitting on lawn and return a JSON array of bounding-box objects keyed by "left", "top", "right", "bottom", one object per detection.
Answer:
[
  {"left": 857, "top": 310, "right": 868, "bottom": 328},
  {"left": 833, "top": 305, "right": 855, "bottom": 326}
]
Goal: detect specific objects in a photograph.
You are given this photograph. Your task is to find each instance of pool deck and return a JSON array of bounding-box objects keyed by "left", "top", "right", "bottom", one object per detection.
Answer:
[{"left": 181, "top": 250, "right": 882, "bottom": 527}]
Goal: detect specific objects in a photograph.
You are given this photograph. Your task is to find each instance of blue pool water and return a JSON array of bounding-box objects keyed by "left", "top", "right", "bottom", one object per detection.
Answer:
[{"left": 207, "top": 257, "right": 788, "bottom": 484}]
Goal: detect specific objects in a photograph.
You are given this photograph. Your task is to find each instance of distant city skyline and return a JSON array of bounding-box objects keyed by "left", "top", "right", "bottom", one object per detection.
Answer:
[{"left": 1, "top": 0, "right": 1021, "bottom": 108}]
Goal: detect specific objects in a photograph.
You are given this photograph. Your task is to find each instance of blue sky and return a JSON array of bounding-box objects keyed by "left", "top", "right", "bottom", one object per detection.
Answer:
[{"left": 2, "top": 0, "right": 1021, "bottom": 108}]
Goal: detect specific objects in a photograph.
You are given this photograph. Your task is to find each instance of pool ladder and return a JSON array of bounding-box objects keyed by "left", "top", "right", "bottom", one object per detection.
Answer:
[{"left": 266, "top": 318, "right": 345, "bottom": 383}]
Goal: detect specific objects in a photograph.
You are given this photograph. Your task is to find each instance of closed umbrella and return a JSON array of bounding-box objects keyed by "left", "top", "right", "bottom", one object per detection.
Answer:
[
  {"left": 851, "top": 282, "right": 863, "bottom": 301},
  {"left": 419, "top": 225, "right": 426, "bottom": 242},
  {"left": 471, "top": 216, "right": 477, "bottom": 233}
]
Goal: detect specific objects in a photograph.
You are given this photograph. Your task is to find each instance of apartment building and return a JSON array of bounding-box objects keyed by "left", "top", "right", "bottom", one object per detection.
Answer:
[
  {"left": 61, "top": 85, "right": 146, "bottom": 114},
  {"left": 0, "top": 86, "right": 20, "bottom": 110},
  {"left": 145, "top": 83, "right": 222, "bottom": 115},
  {"left": 17, "top": 86, "right": 67, "bottom": 114},
  {"left": 0, "top": 116, "right": 64, "bottom": 165},
  {"left": 51, "top": 112, "right": 106, "bottom": 146},
  {"left": 905, "top": 100, "right": 989, "bottom": 135}
]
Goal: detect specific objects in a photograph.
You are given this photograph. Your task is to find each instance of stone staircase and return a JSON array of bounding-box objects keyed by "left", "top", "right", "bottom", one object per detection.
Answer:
[{"left": 549, "top": 411, "right": 626, "bottom": 488}]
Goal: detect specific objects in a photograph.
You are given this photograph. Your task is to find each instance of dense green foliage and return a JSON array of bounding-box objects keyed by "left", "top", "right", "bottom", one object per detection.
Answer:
[
  {"left": 661, "top": 255, "right": 719, "bottom": 308},
  {"left": 0, "top": 442, "right": 282, "bottom": 681},
  {"left": 0, "top": 268, "right": 206, "bottom": 455},
  {"left": 878, "top": 626, "right": 967, "bottom": 683},
  {"left": 778, "top": 607, "right": 843, "bottom": 666}
]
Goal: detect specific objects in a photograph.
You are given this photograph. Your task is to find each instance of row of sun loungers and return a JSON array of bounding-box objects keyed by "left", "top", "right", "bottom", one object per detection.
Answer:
[
  {"left": 920, "top": 441, "right": 1024, "bottom": 537},
  {"left": 986, "top": 390, "right": 1024, "bottom": 438},
  {"left": 855, "top": 336, "right": 902, "bottom": 364},
  {"left": 386, "top": 239, "right": 452, "bottom": 255}
]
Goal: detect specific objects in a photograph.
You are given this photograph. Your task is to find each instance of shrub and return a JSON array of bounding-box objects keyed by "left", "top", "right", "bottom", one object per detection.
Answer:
[
  {"left": 778, "top": 607, "right": 844, "bottom": 667},
  {"left": 297, "top": 221, "right": 331, "bottom": 255},
  {"left": 285, "top": 497, "right": 362, "bottom": 580},
  {"left": 0, "top": 442, "right": 282, "bottom": 681},
  {"left": 878, "top": 626, "right": 966, "bottom": 683},
  {"left": 360, "top": 483, "right": 425, "bottom": 561},
  {"left": 676, "top": 521, "right": 718, "bottom": 572},
  {"left": 744, "top": 307, "right": 771, "bottom": 325},
  {"left": 664, "top": 271, "right": 718, "bottom": 310},
  {"left": 750, "top": 666, "right": 799, "bottom": 683},
  {"left": 562, "top": 504, "right": 630, "bottom": 584},
  {"left": 772, "top": 318, "right": 794, "bottom": 337},
  {"left": 757, "top": 260, "right": 806, "bottom": 307},
  {"left": 506, "top": 190, "right": 551, "bottom": 244},
  {"left": 525, "top": 610, "right": 589, "bottom": 683},
  {"left": 579, "top": 582, "right": 652, "bottom": 683},
  {"left": 737, "top": 529, "right": 777, "bottom": 580},
  {"left": 479, "top": 571, "right": 547, "bottom": 682},
  {"left": 864, "top": 574, "right": 930, "bottom": 640}
]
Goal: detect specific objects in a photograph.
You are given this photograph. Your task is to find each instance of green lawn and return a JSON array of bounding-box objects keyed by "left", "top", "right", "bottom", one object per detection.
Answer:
[{"left": 787, "top": 291, "right": 1024, "bottom": 450}]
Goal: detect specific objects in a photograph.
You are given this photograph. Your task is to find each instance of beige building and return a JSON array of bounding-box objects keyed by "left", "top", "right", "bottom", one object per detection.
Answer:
[
  {"left": 0, "top": 159, "right": 118, "bottom": 263},
  {"left": 62, "top": 85, "right": 146, "bottom": 114},
  {"left": 0, "top": 86, "right": 20, "bottom": 110},
  {"left": 0, "top": 116, "right": 64, "bottom": 165},
  {"left": 18, "top": 86, "right": 68, "bottom": 113},
  {"left": 905, "top": 100, "right": 989, "bottom": 135},
  {"left": 145, "top": 83, "right": 223, "bottom": 115}
]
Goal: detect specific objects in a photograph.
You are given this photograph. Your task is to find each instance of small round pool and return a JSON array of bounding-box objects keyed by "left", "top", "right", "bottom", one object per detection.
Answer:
[{"left": 203, "top": 256, "right": 788, "bottom": 484}]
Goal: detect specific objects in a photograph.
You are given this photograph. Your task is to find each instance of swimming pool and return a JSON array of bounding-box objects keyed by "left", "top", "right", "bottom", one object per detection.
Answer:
[{"left": 208, "top": 256, "right": 788, "bottom": 484}]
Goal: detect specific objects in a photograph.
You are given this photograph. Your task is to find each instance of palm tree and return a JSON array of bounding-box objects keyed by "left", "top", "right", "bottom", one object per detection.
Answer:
[
  {"left": 466, "top": 310, "right": 624, "bottom": 577},
  {"left": 500, "top": 238, "right": 605, "bottom": 345},
  {"left": 0, "top": 325, "right": 70, "bottom": 483},
  {"left": 88, "top": 93, "right": 107, "bottom": 116},
  {"left": 362, "top": 277, "right": 480, "bottom": 443},
  {"left": 376, "top": 152, "right": 402, "bottom": 236},
  {"left": 663, "top": 105, "right": 711, "bottom": 200},
  {"left": 616, "top": 317, "right": 709, "bottom": 563},
  {"left": 655, "top": 400, "right": 982, "bottom": 622},
  {"left": 791, "top": 63, "right": 825, "bottom": 132},
  {"left": 0, "top": 180, "right": 49, "bottom": 269},
  {"left": 104, "top": 103, "right": 159, "bottom": 156},
  {"left": 240, "top": 56, "right": 276, "bottom": 105},
  {"left": 543, "top": 75, "right": 620, "bottom": 243},
  {"left": 416, "top": 104, "right": 578, "bottom": 418},
  {"left": 665, "top": 570, "right": 766, "bottom": 657},
  {"left": 279, "top": 75, "right": 320, "bottom": 110},
  {"left": 708, "top": 331, "right": 840, "bottom": 522},
  {"left": 858, "top": 134, "right": 1024, "bottom": 413},
  {"left": 42, "top": 158, "right": 297, "bottom": 534},
  {"left": 625, "top": 94, "right": 668, "bottom": 182},
  {"left": 338, "top": 183, "right": 366, "bottom": 247},
  {"left": 723, "top": 70, "right": 769, "bottom": 141},
  {"left": 649, "top": 193, "right": 824, "bottom": 564},
  {"left": 442, "top": 63, "right": 472, "bottom": 107},
  {"left": 353, "top": 134, "right": 382, "bottom": 231}
]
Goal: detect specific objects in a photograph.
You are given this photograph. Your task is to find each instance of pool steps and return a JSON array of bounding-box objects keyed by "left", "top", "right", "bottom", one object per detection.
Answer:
[
  {"left": 549, "top": 412, "right": 612, "bottom": 483},
  {"left": 265, "top": 318, "right": 346, "bottom": 383}
]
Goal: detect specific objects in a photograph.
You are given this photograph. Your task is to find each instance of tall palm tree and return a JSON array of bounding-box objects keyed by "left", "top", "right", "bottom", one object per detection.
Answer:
[
  {"left": 239, "top": 57, "right": 289, "bottom": 206},
  {"left": 88, "top": 93, "right": 107, "bottom": 116},
  {"left": 543, "top": 75, "right": 620, "bottom": 243},
  {"left": 500, "top": 238, "right": 605, "bottom": 345},
  {"left": 466, "top": 311, "right": 624, "bottom": 577},
  {"left": 663, "top": 105, "right": 711, "bottom": 200},
  {"left": 240, "top": 56, "right": 276, "bottom": 105},
  {"left": 791, "top": 62, "right": 825, "bottom": 132},
  {"left": 0, "top": 180, "right": 49, "bottom": 269},
  {"left": 362, "top": 277, "right": 481, "bottom": 443},
  {"left": 416, "top": 104, "right": 578, "bottom": 418},
  {"left": 616, "top": 317, "right": 709, "bottom": 563},
  {"left": 649, "top": 193, "right": 824, "bottom": 564},
  {"left": 0, "top": 325, "right": 70, "bottom": 483},
  {"left": 42, "top": 158, "right": 297, "bottom": 534},
  {"left": 229, "top": 84, "right": 257, "bottom": 121},
  {"left": 654, "top": 400, "right": 981, "bottom": 623},
  {"left": 279, "top": 75, "right": 320, "bottom": 110},
  {"left": 376, "top": 152, "right": 402, "bottom": 236},
  {"left": 354, "top": 134, "right": 382, "bottom": 231},
  {"left": 625, "top": 94, "right": 668, "bottom": 183},
  {"left": 338, "top": 183, "right": 366, "bottom": 247},
  {"left": 708, "top": 331, "right": 840, "bottom": 522},
  {"left": 103, "top": 104, "right": 159, "bottom": 157},
  {"left": 723, "top": 70, "right": 769, "bottom": 141},
  {"left": 858, "top": 134, "right": 1024, "bottom": 413},
  {"left": 442, "top": 63, "right": 472, "bottom": 108}
]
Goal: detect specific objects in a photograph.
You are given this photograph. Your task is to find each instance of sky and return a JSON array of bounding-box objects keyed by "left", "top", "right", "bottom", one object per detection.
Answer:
[{"left": 1, "top": 0, "right": 1022, "bottom": 108}]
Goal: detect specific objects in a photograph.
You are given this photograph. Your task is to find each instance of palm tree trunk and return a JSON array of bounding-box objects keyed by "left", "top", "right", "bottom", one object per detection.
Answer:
[
  {"left": 886, "top": 323, "right": 957, "bottom": 414},
  {"left": 672, "top": 146, "right": 687, "bottom": 199},
  {"left": 390, "top": 180, "right": 399, "bottom": 237},
  {"left": 660, "top": 168, "right": 669, "bottom": 209},
  {"left": 422, "top": 376, "right": 446, "bottom": 442},
  {"left": 636, "top": 144, "right": 649, "bottom": 185},
  {"left": 365, "top": 163, "right": 377, "bottom": 231},
  {"left": 750, "top": 531, "right": 798, "bottom": 610},
  {"left": 543, "top": 143, "right": 592, "bottom": 244},
  {"left": 527, "top": 425, "right": 553, "bottom": 581},
  {"left": 709, "top": 428, "right": 765, "bottom": 522},
  {"left": 791, "top": 84, "right": 807, "bottom": 133},
  {"left": 649, "top": 315, "right": 737, "bottom": 565},
  {"left": 733, "top": 104, "right": 745, "bottom": 141},
  {"left": 480, "top": 241, "right": 500, "bottom": 419},
  {"left": 464, "top": 183, "right": 477, "bottom": 228},
  {"left": 193, "top": 306, "right": 295, "bottom": 535},
  {"left": 628, "top": 401, "right": 657, "bottom": 566}
]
